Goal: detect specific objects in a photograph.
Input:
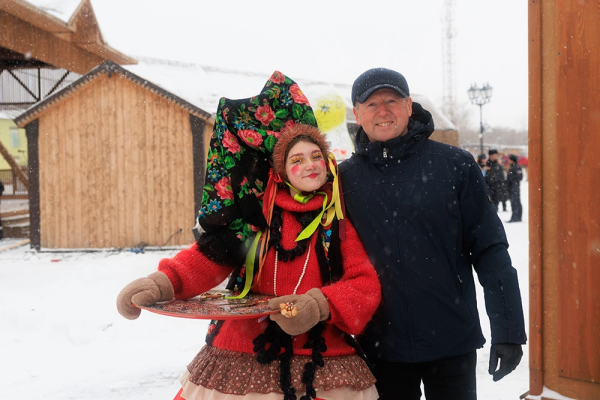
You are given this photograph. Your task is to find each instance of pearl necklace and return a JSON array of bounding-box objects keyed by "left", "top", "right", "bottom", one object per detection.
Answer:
[{"left": 273, "top": 245, "right": 311, "bottom": 297}]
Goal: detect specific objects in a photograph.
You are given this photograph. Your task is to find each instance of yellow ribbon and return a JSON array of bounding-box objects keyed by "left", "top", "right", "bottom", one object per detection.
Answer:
[
  {"left": 284, "top": 181, "right": 316, "bottom": 204},
  {"left": 295, "top": 193, "right": 328, "bottom": 241},
  {"left": 324, "top": 155, "right": 344, "bottom": 225},
  {"left": 294, "top": 154, "right": 344, "bottom": 241},
  {"left": 225, "top": 231, "right": 262, "bottom": 300}
]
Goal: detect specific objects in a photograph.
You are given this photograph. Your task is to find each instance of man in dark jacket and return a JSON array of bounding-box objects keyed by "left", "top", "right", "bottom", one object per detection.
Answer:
[
  {"left": 340, "top": 68, "right": 526, "bottom": 400},
  {"left": 506, "top": 154, "right": 523, "bottom": 222},
  {"left": 484, "top": 149, "right": 507, "bottom": 212}
]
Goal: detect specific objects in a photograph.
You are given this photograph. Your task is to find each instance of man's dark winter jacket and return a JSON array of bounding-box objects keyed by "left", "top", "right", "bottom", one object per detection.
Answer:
[
  {"left": 340, "top": 102, "right": 526, "bottom": 363},
  {"left": 485, "top": 160, "right": 507, "bottom": 202}
]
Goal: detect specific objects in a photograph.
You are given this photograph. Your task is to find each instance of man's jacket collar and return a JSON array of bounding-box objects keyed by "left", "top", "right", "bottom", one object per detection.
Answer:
[{"left": 354, "top": 102, "right": 435, "bottom": 164}]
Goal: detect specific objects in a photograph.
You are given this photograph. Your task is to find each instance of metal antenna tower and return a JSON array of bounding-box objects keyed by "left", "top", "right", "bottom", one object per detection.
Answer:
[{"left": 442, "top": 0, "right": 457, "bottom": 123}]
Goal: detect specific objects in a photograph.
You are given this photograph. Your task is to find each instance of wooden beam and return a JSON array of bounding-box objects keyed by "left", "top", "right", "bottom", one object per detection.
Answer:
[
  {"left": 0, "top": 6, "right": 136, "bottom": 73},
  {"left": 7, "top": 69, "right": 39, "bottom": 100},
  {"left": 45, "top": 70, "right": 70, "bottom": 97},
  {"left": 0, "top": 209, "right": 28, "bottom": 218},
  {"left": 0, "top": 0, "right": 73, "bottom": 34},
  {"left": 528, "top": 0, "right": 543, "bottom": 395},
  {"left": 74, "top": 42, "right": 137, "bottom": 66},
  {"left": 0, "top": 239, "right": 30, "bottom": 252},
  {"left": 0, "top": 138, "right": 28, "bottom": 189}
]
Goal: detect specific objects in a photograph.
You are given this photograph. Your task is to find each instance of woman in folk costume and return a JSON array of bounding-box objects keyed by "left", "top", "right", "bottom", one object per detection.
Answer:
[{"left": 116, "top": 72, "right": 381, "bottom": 400}]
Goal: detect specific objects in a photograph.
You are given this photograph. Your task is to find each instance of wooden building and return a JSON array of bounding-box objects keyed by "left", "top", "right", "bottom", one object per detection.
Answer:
[
  {"left": 1, "top": 0, "right": 135, "bottom": 203},
  {"left": 527, "top": 0, "right": 600, "bottom": 399},
  {"left": 14, "top": 61, "right": 213, "bottom": 250}
]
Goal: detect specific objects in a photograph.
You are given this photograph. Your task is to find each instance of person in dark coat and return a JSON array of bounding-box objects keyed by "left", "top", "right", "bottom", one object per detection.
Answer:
[
  {"left": 485, "top": 149, "right": 508, "bottom": 212},
  {"left": 340, "top": 68, "right": 526, "bottom": 400},
  {"left": 499, "top": 153, "right": 510, "bottom": 211},
  {"left": 477, "top": 153, "right": 487, "bottom": 176},
  {"left": 507, "top": 154, "right": 523, "bottom": 222}
]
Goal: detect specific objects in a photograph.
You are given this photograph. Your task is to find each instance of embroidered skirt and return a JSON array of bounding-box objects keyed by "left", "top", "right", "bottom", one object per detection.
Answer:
[{"left": 179, "top": 345, "right": 378, "bottom": 400}]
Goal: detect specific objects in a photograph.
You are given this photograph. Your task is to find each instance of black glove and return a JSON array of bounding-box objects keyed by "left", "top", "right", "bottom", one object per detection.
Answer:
[{"left": 488, "top": 343, "right": 523, "bottom": 381}]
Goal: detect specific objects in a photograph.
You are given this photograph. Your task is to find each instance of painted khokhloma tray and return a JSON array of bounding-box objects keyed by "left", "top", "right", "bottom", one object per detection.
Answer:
[{"left": 133, "top": 289, "right": 279, "bottom": 320}]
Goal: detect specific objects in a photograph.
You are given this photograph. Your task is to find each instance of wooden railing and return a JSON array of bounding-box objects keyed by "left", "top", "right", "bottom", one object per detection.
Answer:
[{"left": 0, "top": 168, "right": 28, "bottom": 199}]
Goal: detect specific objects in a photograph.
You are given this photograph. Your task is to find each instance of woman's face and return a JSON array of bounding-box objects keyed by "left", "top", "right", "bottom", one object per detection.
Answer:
[{"left": 285, "top": 140, "right": 328, "bottom": 193}]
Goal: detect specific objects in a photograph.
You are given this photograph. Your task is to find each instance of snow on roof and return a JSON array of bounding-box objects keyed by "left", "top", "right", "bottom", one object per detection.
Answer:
[
  {"left": 126, "top": 57, "right": 456, "bottom": 131},
  {"left": 124, "top": 58, "right": 221, "bottom": 115},
  {"left": 22, "top": 0, "right": 82, "bottom": 23},
  {"left": 0, "top": 109, "right": 24, "bottom": 120},
  {"left": 6, "top": 55, "right": 455, "bottom": 132}
]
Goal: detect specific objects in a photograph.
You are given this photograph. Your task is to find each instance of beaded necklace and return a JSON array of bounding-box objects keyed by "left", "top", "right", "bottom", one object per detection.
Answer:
[
  {"left": 269, "top": 206, "right": 319, "bottom": 296},
  {"left": 273, "top": 246, "right": 310, "bottom": 296}
]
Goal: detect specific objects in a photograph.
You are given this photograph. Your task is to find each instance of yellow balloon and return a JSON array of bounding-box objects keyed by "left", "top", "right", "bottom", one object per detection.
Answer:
[{"left": 313, "top": 94, "right": 346, "bottom": 133}]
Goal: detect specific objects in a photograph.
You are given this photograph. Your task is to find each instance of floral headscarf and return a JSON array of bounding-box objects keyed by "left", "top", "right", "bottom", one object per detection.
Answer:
[{"left": 198, "top": 72, "right": 318, "bottom": 260}]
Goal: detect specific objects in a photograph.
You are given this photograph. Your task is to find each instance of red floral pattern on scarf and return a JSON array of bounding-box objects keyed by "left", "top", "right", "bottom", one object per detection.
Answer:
[
  {"left": 223, "top": 131, "right": 240, "bottom": 154},
  {"left": 238, "top": 129, "right": 264, "bottom": 148},
  {"left": 215, "top": 177, "right": 234, "bottom": 200},
  {"left": 290, "top": 84, "right": 309, "bottom": 105},
  {"left": 266, "top": 130, "right": 280, "bottom": 139},
  {"left": 269, "top": 71, "right": 286, "bottom": 84},
  {"left": 255, "top": 104, "right": 275, "bottom": 126}
]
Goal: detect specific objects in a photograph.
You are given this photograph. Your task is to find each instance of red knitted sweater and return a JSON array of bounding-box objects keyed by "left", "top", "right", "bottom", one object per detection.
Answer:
[{"left": 158, "top": 190, "right": 381, "bottom": 357}]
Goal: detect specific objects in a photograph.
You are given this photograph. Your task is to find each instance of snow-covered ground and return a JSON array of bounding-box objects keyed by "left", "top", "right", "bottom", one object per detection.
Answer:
[{"left": 0, "top": 186, "right": 530, "bottom": 400}]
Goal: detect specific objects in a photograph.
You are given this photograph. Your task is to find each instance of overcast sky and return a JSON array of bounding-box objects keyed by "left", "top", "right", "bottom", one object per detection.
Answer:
[{"left": 91, "top": 0, "right": 528, "bottom": 131}]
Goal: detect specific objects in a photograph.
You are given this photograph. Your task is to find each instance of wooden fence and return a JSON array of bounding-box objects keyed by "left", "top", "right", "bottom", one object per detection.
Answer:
[{"left": 0, "top": 168, "right": 28, "bottom": 199}]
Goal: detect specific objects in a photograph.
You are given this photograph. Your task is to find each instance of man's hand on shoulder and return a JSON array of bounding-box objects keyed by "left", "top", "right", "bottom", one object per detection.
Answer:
[{"left": 488, "top": 343, "right": 523, "bottom": 381}]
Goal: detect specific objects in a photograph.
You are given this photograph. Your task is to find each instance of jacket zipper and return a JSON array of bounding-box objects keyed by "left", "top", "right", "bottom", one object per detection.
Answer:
[{"left": 383, "top": 147, "right": 388, "bottom": 158}]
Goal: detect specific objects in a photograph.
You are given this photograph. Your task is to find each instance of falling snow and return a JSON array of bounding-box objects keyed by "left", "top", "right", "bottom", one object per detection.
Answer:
[{"left": 0, "top": 186, "right": 530, "bottom": 399}]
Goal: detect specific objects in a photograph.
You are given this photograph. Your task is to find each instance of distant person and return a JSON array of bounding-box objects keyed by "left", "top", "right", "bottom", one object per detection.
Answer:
[
  {"left": 507, "top": 154, "right": 523, "bottom": 222},
  {"left": 477, "top": 153, "right": 487, "bottom": 176},
  {"left": 499, "top": 153, "right": 509, "bottom": 212},
  {"left": 485, "top": 149, "right": 508, "bottom": 212},
  {"left": 519, "top": 156, "right": 529, "bottom": 180},
  {"left": 341, "top": 67, "right": 526, "bottom": 400}
]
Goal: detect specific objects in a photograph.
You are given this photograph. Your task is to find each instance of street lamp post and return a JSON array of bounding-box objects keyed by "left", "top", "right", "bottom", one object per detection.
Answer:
[{"left": 467, "top": 83, "right": 493, "bottom": 155}]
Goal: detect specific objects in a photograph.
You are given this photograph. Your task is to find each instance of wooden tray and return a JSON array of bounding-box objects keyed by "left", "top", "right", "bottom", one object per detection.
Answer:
[{"left": 133, "top": 290, "right": 279, "bottom": 320}]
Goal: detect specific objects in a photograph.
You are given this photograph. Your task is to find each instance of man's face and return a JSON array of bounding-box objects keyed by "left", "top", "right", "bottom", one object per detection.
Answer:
[
  {"left": 489, "top": 153, "right": 498, "bottom": 162},
  {"left": 353, "top": 89, "right": 413, "bottom": 142}
]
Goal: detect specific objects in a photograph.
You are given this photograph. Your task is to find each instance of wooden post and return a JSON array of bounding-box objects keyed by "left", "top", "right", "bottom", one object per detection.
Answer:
[
  {"left": 528, "top": 0, "right": 544, "bottom": 395},
  {"left": 0, "top": 138, "right": 29, "bottom": 190},
  {"left": 190, "top": 114, "right": 207, "bottom": 222},
  {"left": 25, "top": 119, "right": 40, "bottom": 250},
  {"left": 527, "top": 0, "right": 600, "bottom": 397}
]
